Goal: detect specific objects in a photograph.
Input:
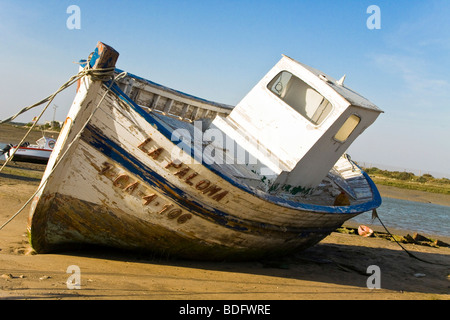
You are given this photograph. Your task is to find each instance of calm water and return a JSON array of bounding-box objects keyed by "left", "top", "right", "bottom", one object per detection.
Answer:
[
  {"left": 2, "top": 141, "right": 449, "bottom": 237},
  {"left": 351, "top": 197, "right": 450, "bottom": 238},
  {"left": 0, "top": 142, "right": 7, "bottom": 160}
]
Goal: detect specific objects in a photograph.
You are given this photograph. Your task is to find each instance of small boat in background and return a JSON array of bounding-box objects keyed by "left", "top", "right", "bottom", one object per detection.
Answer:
[
  {"left": 2, "top": 136, "right": 56, "bottom": 164},
  {"left": 27, "top": 42, "right": 383, "bottom": 260}
]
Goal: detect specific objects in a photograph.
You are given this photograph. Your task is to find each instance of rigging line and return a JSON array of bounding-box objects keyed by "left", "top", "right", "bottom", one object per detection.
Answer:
[
  {"left": 0, "top": 67, "right": 115, "bottom": 174},
  {"left": 0, "top": 84, "right": 68, "bottom": 173},
  {"left": 0, "top": 74, "right": 81, "bottom": 125},
  {"left": 0, "top": 67, "right": 115, "bottom": 125},
  {"left": 0, "top": 71, "right": 126, "bottom": 232},
  {"left": 373, "top": 209, "right": 450, "bottom": 267}
]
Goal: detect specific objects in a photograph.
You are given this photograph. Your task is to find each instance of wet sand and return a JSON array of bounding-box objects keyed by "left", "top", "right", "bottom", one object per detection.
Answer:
[
  {"left": 0, "top": 174, "right": 449, "bottom": 300},
  {"left": 0, "top": 124, "right": 449, "bottom": 301}
]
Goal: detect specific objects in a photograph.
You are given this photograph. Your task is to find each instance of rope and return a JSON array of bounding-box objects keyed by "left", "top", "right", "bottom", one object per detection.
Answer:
[
  {"left": 373, "top": 209, "right": 450, "bottom": 267},
  {"left": 0, "top": 71, "right": 127, "bottom": 232},
  {"left": 0, "top": 65, "right": 115, "bottom": 173},
  {"left": 0, "top": 66, "right": 114, "bottom": 125}
]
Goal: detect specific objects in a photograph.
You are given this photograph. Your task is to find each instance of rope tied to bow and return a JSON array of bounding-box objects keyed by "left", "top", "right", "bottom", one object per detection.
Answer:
[{"left": 0, "top": 70, "right": 127, "bottom": 231}]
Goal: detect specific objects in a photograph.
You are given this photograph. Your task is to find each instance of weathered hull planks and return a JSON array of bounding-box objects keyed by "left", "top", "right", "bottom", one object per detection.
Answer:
[
  {"left": 28, "top": 83, "right": 378, "bottom": 260},
  {"left": 27, "top": 42, "right": 381, "bottom": 260}
]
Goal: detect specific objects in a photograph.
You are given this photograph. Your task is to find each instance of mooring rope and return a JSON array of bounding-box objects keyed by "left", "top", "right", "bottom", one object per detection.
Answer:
[
  {"left": 0, "top": 65, "right": 115, "bottom": 174},
  {"left": 0, "top": 70, "right": 126, "bottom": 232},
  {"left": 0, "top": 66, "right": 115, "bottom": 125},
  {"left": 373, "top": 209, "right": 450, "bottom": 267}
]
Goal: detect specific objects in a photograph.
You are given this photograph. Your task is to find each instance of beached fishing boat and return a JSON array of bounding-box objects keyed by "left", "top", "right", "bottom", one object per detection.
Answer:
[
  {"left": 2, "top": 136, "right": 56, "bottom": 164},
  {"left": 28, "top": 42, "right": 383, "bottom": 260}
]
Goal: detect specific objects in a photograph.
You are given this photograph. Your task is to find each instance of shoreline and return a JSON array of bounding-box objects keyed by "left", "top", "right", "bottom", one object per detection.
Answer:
[
  {"left": 2, "top": 160, "right": 448, "bottom": 241},
  {"left": 1, "top": 179, "right": 449, "bottom": 300},
  {"left": 348, "top": 184, "right": 450, "bottom": 243},
  {"left": 1, "top": 124, "right": 449, "bottom": 300},
  {"left": 2, "top": 123, "right": 449, "bottom": 205},
  {"left": 343, "top": 220, "right": 450, "bottom": 246},
  {"left": 377, "top": 184, "right": 450, "bottom": 207}
]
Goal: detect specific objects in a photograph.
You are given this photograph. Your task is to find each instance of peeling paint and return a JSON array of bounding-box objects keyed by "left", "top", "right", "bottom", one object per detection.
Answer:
[{"left": 27, "top": 42, "right": 382, "bottom": 261}]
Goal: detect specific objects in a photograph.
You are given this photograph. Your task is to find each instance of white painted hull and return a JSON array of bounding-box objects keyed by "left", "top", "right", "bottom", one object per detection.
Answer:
[
  {"left": 28, "top": 85, "right": 380, "bottom": 260},
  {"left": 28, "top": 43, "right": 381, "bottom": 260}
]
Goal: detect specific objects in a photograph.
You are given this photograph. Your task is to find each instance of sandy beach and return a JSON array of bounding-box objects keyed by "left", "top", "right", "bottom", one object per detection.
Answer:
[
  {"left": 1, "top": 125, "right": 449, "bottom": 301},
  {"left": 0, "top": 166, "right": 449, "bottom": 301}
]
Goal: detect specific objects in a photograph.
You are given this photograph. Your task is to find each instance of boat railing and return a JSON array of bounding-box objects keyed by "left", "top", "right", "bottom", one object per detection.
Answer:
[{"left": 115, "top": 72, "right": 233, "bottom": 123}]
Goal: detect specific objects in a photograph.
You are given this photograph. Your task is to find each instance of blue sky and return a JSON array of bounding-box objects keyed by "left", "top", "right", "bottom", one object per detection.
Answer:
[{"left": 0, "top": 0, "right": 449, "bottom": 177}]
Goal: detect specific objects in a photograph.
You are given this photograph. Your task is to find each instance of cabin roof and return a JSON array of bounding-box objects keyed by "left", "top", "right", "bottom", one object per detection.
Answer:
[{"left": 281, "top": 55, "right": 383, "bottom": 113}]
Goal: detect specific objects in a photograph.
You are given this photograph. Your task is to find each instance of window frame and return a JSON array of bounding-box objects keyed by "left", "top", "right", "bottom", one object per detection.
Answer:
[
  {"left": 333, "top": 114, "right": 361, "bottom": 143},
  {"left": 266, "top": 70, "right": 334, "bottom": 126}
]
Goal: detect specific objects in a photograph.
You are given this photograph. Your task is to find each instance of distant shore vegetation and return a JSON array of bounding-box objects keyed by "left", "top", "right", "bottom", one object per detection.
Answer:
[
  {"left": 3, "top": 123, "right": 448, "bottom": 195},
  {"left": 24, "top": 121, "right": 61, "bottom": 132},
  {"left": 362, "top": 167, "right": 450, "bottom": 195}
]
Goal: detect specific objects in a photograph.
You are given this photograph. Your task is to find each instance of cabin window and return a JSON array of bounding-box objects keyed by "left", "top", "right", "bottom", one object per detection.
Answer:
[
  {"left": 334, "top": 114, "right": 361, "bottom": 142},
  {"left": 267, "top": 71, "right": 333, "bottom": 125}
]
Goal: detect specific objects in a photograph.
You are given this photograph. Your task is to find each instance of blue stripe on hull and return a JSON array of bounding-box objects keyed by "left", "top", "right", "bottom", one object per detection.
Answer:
[{"left": 80, "top": 123, "right": 338, "bottom": 236}]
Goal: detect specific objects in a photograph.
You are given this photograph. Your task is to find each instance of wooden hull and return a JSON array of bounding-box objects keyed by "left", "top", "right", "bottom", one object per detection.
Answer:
[
  {"left": 27, "top": 43, "right": 381, "bottom": 260},
  {"left": 29, "top": 193, "right": 327, "bottom": 260},
  {"left": 28, "top": 84, "right": 381, "bottom": 261}
]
